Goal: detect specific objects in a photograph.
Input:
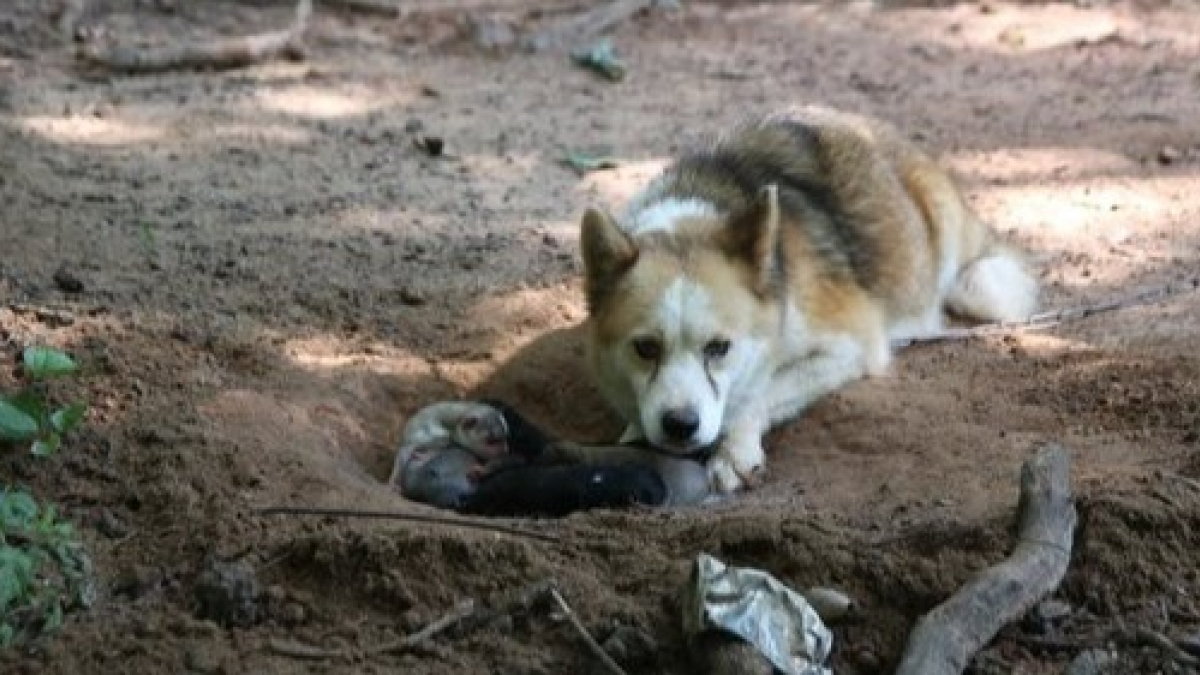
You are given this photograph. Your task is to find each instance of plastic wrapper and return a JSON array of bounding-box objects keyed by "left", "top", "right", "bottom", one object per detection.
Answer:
[{"left": 683, "top": 553, "right": 834, "bottom": 675}]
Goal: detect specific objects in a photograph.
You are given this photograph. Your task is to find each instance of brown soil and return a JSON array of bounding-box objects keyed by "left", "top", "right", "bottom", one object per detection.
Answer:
[{"left": 3, "top": 1, "right": 1200, "bottom": 673}]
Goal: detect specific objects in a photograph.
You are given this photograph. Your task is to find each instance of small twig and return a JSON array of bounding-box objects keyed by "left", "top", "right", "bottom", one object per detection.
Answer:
[
  {"left": 82, "top": 0, "right": 312, "bottom": 74},
  {"left": 255, "top": 505, "right": 561, "bottom": 544},
  {"left": 270, "top": 598, "right": 476, "bottom": 660},
  {"left": 268, "top": 638, "right": 335, "bottom": 660},
  {"left": 549, "top": 586, "right": 628, "bottom": 675},
  {"left": 522, "top": 0, "right": 660, "bottom": 52},
  {"left": 894, "top": 277, "right": 1200, "bottom": 348},
  {"left": 1008, "top": 632, "right": 1096, "bottom": 652},
  {"left": 1011, "top": 625, "right": 1200, "bottom": 668},
  {"left": 319, "top": 0, "right": 400, "bottom": 18},
  {"left": 54, "top": 0, "right": 89, "bottom": 40},
  {"left": 365, "top": 599, "right": 477, "bottom": 656},
  {"left": 1119, "top": 625, "right": 1200, "bottom": 667}
]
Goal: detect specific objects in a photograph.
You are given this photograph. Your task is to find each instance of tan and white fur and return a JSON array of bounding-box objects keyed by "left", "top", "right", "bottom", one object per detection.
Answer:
[{"left": 579, "top": 106, "right": 1038, "bottom": 493}]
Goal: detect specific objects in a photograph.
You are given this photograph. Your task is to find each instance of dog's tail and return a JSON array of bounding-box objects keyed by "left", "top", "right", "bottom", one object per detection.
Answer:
[{"left": 945, "top": 221, "right": 1039, "bottom": 323}]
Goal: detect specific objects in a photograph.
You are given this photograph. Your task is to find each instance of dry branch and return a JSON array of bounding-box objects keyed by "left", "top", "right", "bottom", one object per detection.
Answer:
[
  {"left": 894, "top": 277, "right": 1200, "bottom": 348},
  {"left": 270, "top": 579, "right": 629, "bottom": 670},
  {"left": 81, "top": 0, "right": 312, "bottom": 74},
  {"left": 55, "top": 0, "right": 89, "bottom": 40},
  {"left": 270, "top": 598, "right": 476, "bottom": 660},
  {"left": 522, "top": 0, "right": 662, "bottom": 52},
  {"left": 895, "top": 444, "right": 1077, "bottom": 675},
  {"left": 550, "top": 587, "right": 630, "bottom": 675},
  {"left": 255, "top": 505, "right": 561, "bottom": 544},
  {"left": 319, "top": 0, "right": 400, "bottom": 18}
]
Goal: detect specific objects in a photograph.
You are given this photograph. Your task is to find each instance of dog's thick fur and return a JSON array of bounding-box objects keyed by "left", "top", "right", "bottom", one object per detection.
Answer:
[{"left": 579, "top": 107, "right": 1038, "bottom": 493}]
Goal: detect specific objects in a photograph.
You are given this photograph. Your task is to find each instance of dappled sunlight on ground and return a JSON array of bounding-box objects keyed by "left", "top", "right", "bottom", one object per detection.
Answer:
[
  {"left": 17, "top": 114, "right": 165, "bottom": 145},
  {"left": 252, "top": 82, "right": 403, "bottom": 120},
  {"left": 578, "top": 157, "right": 668, "bottom": 210}
]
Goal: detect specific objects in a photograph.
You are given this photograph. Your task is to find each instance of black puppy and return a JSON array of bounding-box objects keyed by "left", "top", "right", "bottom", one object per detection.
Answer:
[{"left": 393, "top": 400, "right": 710, "bottom": 516}]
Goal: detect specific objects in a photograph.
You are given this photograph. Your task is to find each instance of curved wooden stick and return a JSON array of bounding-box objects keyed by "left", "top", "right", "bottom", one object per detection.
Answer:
[
  {"left": 895, "top": 443, "right": 1077, "bottom": 675},
  {"left": 894, "top": 277, "right": 1199, "bottom": 348},
  {"left": 82, "top": 0, "right": 311, "bottom": 74},
  {"left": 255, "top": 505, "right": 560, "bottom": 544}
]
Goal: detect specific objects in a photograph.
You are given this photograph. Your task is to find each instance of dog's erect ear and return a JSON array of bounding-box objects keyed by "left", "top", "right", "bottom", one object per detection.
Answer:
[
  {"left": 722, "top": 184, "right": 781, "bottom": 293},
  {"left": 581, "top": 208, "right": 638, "bottom": 311}
]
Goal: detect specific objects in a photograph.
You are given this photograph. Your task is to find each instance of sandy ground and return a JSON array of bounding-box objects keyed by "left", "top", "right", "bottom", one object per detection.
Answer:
[{"left": 3, "top": 1, "right": 1200, "bottom": 673}]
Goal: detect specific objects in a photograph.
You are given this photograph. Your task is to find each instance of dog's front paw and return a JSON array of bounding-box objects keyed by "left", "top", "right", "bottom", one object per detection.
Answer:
[
  {"left": 707, "top": 455, "right": 744, "bottom": 493},
  {"left": 707, "top": 439, "right": 766, "bottom": 494}
]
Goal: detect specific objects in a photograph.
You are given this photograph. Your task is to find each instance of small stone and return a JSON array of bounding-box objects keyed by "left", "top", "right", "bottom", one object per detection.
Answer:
[
  {"left": 1036, "top": 599, "right": 1074, "bottom": 623},
  {"left": 399, "top": 288, "right": 426, "bottom": 306},
  {"left": 263, "top": 584, "right": 287, "bottom": 605},
  {"left": 692, "top": 631, "right": 774, "bottom": 675},
  {"left": 183, "top": 644, "right": 223, "bottom": 674},
  {"left": 1158, "top": 146, "right": 1182, "bottom": 165},
  {"left": 53, "top": 266, "right": 85, "bottom": 293},
  {"left": 398, "top": 608, "right": 423, "bottom": 633},
  {"left": 167, "top": 616, "right": 221, "bottom": 638},
  {"left": 415, "top": 135, "right": 444, "bottom": 157},
  {"left": 133, "top": 615, "right": 163, "bottom": 639},
  {"left": 279, "top": 602, "right": 307, "bottom": 626},
  {"left": 601, "top": 625, "right": 657, "bottom": 667},
  {"left": 94, "top": 508, "right": 129, "bottom": 539},
  {"left": 803, "top": 586, "right": 856, "bottom": 622},
  {"left": 34, "top": 307, "right": 76, "bottom": 328},
  {"left": 852, "top": 645, "right": 881, "bottom": 671},
  {"left": 1063, "top": 648, "right": 1117, "bottom": 675},
  {"left": 114, "top": 564, "right": 163, "bottom": 599},
  {"left": 404, "top": 118, "right": 424, "bottom": 134},
  {"left": 468, "top": 14, "right": 516, "bottom": 50},
  {"left": 542, "top": 233, "right": 559, "bottom": 248},
  {"left": 193, "top": 559, "right": 258, "bottom": 627}
]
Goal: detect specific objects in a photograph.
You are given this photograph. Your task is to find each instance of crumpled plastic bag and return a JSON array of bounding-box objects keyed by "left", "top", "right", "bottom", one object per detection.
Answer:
[{"left": 682, "top": 553, "right": 834, "bottom": 675}]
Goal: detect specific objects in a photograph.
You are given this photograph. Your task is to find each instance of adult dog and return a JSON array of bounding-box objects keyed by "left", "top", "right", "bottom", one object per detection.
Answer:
[{"left": 579, "top": 106, "right": 1037, "bottom": 493}]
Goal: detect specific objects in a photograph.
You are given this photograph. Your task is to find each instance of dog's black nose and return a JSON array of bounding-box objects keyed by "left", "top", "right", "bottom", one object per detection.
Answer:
[{"left": 661, "top": 408, "right": 699, "bottom": 442}]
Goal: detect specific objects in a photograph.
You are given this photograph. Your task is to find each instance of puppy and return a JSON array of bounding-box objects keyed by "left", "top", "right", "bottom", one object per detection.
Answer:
[{"left": 389, "top": 402, "right": 512, "bottom": 508}]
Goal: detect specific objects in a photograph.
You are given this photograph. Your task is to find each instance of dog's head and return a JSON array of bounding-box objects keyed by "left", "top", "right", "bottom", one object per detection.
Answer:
[{"left": 580, "top": 186, "right": 784, "bottom": 453}]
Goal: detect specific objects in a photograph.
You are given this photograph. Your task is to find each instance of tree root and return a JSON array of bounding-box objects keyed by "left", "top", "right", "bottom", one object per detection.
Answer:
[
  {"left": 895, "top": 443, "right": 1077, "bottom": 675},
  {"left": 81, "top": 0, "right": 312, "bottom": 74}
]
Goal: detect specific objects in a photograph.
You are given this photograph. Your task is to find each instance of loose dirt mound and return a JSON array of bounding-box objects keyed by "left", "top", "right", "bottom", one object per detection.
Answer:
[{"left": 3, "top": 1, "right": 1200, "bottom": 673}]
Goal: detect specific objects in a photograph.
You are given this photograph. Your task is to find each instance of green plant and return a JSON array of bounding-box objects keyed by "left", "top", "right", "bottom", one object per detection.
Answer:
[
  {"left": 0, "top": 489, "right": 94, "bottom": 648},
  {"left": 0, "top": 347, "right": 87, "bottom": 456}
]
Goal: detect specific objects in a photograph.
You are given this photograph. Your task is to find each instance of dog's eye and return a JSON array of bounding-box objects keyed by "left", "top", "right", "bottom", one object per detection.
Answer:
[
  {"left": 703, "top": 338, "right": 731, "bottom": 360},
  {"left": 632, "top": 337, "right": 662, "bottom": 361}
]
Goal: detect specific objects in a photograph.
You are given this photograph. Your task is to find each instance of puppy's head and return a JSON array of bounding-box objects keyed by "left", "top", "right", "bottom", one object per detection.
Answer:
[
  {"left": 454, "top": 406, "right": 509, "bottom": 459},
  {"left": 580, "top": 187, "right": 783, "bottom": 453}
]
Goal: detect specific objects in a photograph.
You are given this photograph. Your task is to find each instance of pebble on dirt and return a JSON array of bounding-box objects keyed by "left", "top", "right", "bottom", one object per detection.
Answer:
[
  {"left": 114, "top": 564, "right": 164, "bottom": 600},
  {"left": 415, "top": 135, "right": 445, "bottom": 157},
  {"left": 94, "top": 507, "right": 129, "bottom": 539},
  {"left": 53, "top": 265, "right": 85, "bottom": 293},
  {"left": 193, "top": 559, "right": 259, "bottom": 628},
  {"left": 690, "top": 630, "right": 775, "bottom": 675},
  {"left": 1063, "top": 648, "right": 1117, "bottom": 675},
  {"left": 600, "top": 623, "right": 658, "bottom": 669}
]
